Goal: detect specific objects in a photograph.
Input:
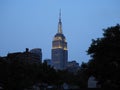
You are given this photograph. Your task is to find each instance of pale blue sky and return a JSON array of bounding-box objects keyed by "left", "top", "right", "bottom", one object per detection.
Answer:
[{"left": 0, "top": 0, "right": 120, "bottom": 64}]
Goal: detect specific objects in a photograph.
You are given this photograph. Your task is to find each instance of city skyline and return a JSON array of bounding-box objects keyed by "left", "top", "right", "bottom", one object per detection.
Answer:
[{"left": 0, "top": 0, "right": 120, "bottom": 64}]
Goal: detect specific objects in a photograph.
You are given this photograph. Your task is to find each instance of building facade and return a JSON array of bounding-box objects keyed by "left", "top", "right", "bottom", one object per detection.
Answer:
[
  {"left": 30, "top": 48, "right": 42, "bottom": 62},
  {"left": 51, "top": 11, "right": 68, "bottom": 70}
]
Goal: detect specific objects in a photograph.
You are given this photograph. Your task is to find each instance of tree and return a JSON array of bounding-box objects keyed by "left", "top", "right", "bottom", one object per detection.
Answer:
[{"left": 87, "top": 24, "right": 120, "bottom": 88}]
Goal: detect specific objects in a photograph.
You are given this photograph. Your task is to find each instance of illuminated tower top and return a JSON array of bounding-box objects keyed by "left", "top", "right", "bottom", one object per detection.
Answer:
[{"left": 52, "top": 10, "right": 67, "bottom": 50}]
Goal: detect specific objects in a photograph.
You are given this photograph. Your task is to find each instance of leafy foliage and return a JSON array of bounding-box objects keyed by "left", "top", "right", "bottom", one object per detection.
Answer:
[{"left": 87, "top": 24, "right": 120, "bottom": 88}]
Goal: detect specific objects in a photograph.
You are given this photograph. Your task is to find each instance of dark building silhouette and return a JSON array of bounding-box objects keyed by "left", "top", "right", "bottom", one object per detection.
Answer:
[
  {"left": 7, "top": 48, "right": 42, "bottom": 64},
  {"left": 51, "top": 11, "right": 68, "bottom": 70},
  {"left": 44, "top": 59, "right": 52, "bottom": 66},
  {"left": 66, "top": 61, "right": 79, "bottom": 73}
]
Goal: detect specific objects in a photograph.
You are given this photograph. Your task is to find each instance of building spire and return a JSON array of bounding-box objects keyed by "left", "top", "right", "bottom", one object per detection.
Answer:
[
  {"left": 59, "top": 9, "right": 61, "bottom": 22},
  {"left": 58, "top": 9, "right": 62, "bottom": 34}
]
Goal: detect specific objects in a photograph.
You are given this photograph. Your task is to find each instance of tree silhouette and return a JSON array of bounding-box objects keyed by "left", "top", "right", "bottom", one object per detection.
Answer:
[{"left": 87, "top": 24, "right": 120, "bottom": 88}]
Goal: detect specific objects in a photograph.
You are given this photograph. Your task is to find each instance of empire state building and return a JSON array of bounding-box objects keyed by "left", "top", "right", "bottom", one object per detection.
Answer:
[{"left": 51, "top": 11, "right": 68, "bottom": 70}]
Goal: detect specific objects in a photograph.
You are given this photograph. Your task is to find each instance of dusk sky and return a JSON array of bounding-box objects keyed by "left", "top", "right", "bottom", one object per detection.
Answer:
[{"left": 0, "top": 0, "right": 120, "bottom": 64}]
